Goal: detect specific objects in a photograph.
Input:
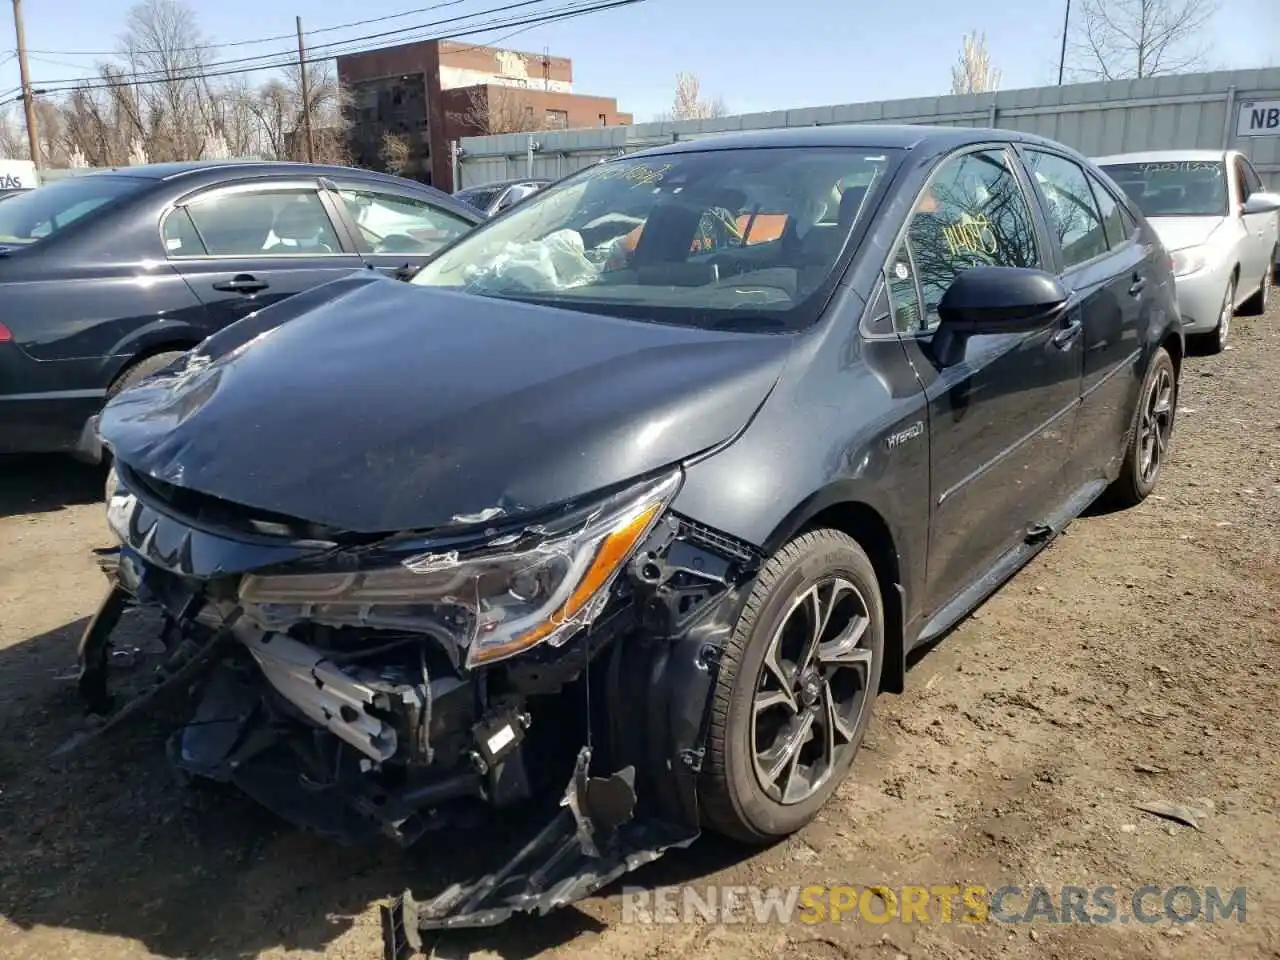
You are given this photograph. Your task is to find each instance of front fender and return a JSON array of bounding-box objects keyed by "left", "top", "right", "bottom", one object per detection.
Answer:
[{"left": 670, "top": 315, "right": 929, "bottom": 627}]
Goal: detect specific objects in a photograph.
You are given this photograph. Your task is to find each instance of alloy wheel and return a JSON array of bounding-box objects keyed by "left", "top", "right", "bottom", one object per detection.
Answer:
[
  {"left": 1138, "top": 365, "right": 1175, "bottom": 485},
  {"left": 751, "top": 577, "right": 873, "bottom": 805}
]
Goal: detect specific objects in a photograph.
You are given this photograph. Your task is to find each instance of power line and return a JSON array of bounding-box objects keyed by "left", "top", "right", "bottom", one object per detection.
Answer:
[
  {"left": 445, "top": 13, "right": 561, "bottom": 55},
  {"left": 33, "top": 0, "right": 633, "bottom": 91},
  {"left": 31, "top": 0, "right": 643, "bottom": 97},
  {"left": 31, "top": 0, "right": 589, "bottom": 87},
  {"left": 28, "top": 54, "right": 94, "bottom": 70},
  {"left": 26, "top": 0, "right": 505, "bottom": 58}
]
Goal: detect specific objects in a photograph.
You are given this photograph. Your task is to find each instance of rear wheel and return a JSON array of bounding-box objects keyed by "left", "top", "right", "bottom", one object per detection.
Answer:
[
  {"left": 1105, "top": 346, "right": 1177, "bottom": 509},
  {"left": 699, "top": 529, "right": 884, "bottom": 843},
  {"left": 107, "top": 350, "right": 187, "bottom": 401}
]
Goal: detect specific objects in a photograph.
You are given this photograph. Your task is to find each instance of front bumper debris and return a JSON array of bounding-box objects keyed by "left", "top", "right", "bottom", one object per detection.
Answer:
[
  {"left": 74, "top": 472, "right": 761, "bottom": 948},
  {"left": 381, "top": 745, "right": 698, "bottom": 958}
]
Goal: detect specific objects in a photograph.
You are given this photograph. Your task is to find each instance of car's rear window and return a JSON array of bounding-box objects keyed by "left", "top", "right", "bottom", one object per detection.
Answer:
[{"left": 0, "top": 175, "right": 149, "bottom": 247}]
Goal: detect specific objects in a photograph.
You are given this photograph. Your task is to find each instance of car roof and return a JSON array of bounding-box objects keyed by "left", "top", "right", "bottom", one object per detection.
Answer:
[
  {"left": 53, "top": 160, "right": 482, "bottom": 224},
  {"left": 625, "top": 124, "right": 1083, "bottom": 158},
  {"left": 1093, "top": 149, "right": 1227, "bottom": 165},
  {"left": 68, "top": 160, "right": 441, "bottom": 189},
  {"left": 459, "top": 178, "right": 549, "bottom": 190}
]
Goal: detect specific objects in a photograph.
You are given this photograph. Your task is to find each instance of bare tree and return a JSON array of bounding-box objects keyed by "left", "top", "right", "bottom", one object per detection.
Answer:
[
  {"left": 379, "top": 132, "right": 412, "bottom": 175},
  {"left": 1068, "top": 0, "right": 1218, "bottom": 81},
  {"left": 118, "top": 0, "right": 219, "bottom": 161},
  {"left": 244, "top": 60, "right": 349, "bottom": 163},
  {"left": 450, "top": 84, "right": 547, "bottom": 135},
  {"left": 666, "top": 71, "right": 727, "bottom": 121},
  {"left": 950, "top": 31, "right": 1002, "bottom": 94},
  {"left": 30, "top": 0, "right": 353, "bottom": 169},
  {"left": 215, "top": 76, "right": 264, "bottom": 159},
  {"left": 0, "top": 107, "right": 29, "bottom": 159}
]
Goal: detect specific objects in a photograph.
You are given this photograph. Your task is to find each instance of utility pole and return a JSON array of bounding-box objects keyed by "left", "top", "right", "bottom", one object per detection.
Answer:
[
  {"left": 1057, "top": 0, "right": 1072, "bottom": 85},
  {"left": 11, "top": 0, "right": 40, "bottom": 167},
  {"left": 296, "top": 15, "right": 315, "bottom": 162}
]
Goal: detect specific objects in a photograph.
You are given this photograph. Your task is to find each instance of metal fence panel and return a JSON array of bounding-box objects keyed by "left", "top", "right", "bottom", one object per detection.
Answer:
[{"left": 458, "top": 67, "right": 1280, "bottom": 189}]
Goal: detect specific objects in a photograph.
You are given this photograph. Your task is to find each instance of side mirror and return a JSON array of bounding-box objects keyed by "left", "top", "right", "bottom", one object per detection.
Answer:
[
  {"left": 1243, "top": 191, "right": 1280, "bottom": 215},
  {"left": 393, "top": 263, "right": 425, "bottom": 282},
  {"left": 932, "top": 266, "right": 1069, "bottom": 367}
]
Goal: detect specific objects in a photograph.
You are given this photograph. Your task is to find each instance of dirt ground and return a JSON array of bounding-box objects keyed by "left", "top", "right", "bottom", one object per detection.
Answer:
[{"left": 2, "top": 297, "right": 1278, "bottom": 960}]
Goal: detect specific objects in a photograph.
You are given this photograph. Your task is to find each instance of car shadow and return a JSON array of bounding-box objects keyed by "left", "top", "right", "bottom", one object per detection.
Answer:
[
  {"left": 0, "top": 455, "right": 104, "bottom": 519},
  {"left": 0, "top": 612, "right": 758, "bottom": 959}
]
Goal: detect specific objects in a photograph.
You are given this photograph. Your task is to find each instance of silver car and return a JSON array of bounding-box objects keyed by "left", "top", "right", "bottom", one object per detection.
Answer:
[{"left": 1095, "top": 149, "right": 1280, "bottom": 353}]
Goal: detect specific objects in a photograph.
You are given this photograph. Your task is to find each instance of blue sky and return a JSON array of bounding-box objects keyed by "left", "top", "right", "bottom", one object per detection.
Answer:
[{"left": 3, "top": 0, "right": 1277, "bottom": 123}]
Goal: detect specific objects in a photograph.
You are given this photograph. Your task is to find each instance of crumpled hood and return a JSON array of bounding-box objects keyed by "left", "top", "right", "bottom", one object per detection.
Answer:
[
  {"left": 1146, "top": 215, "right": 1227, "bottom": 252},
  {"left": 100, "top": 276, "right": 793, "bottom": 534}
]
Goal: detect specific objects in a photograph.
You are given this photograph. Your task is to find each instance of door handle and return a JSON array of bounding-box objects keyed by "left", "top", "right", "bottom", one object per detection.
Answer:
[
  {"left": 1128, "top": 274, "right": 1147, "bottom": 297},
  {"left": 212, "top": 274, "right": 269, "bottom": 294},
  {"left": 1051, "top": 317, "right": 1082, "bottom": 349}
]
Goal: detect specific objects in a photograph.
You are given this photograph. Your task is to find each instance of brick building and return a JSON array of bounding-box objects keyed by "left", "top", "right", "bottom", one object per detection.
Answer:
[{"left": 337, "top": 40, "right": 632, "bottom": 192}]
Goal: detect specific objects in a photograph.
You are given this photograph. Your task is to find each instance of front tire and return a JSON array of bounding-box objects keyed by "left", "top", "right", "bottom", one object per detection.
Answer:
[
  {"left": 1105, "top": 346, "right": 1177, "bottom": 509},
  {"left": 1238, "top": 257, "right": 1273, "bottom": 317},
  {"left": 699, "top": 529, "right": 884, "bottom": 843},
  {"left": 1193, "top": 276, "right": 1235, "bottom": 355}
]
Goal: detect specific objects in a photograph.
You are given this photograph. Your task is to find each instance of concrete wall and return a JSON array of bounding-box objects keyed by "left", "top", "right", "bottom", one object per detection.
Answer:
[{"left": 455, "top": 68, "right": 1280, "bottom": 191}]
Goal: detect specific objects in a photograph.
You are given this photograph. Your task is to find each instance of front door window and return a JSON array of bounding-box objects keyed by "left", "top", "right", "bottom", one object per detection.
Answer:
[{"left": 890, "top": 149, "right": 1042, "bottom": 333}]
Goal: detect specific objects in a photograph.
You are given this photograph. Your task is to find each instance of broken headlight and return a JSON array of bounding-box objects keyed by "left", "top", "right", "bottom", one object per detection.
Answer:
[{"left": 238, "top": 470, "right": 682, "bottom": 668}]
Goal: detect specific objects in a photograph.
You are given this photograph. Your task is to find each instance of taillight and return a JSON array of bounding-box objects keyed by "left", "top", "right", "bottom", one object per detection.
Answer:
[{"left": 0, "top": 322, "right": 12, "bottom": 343}]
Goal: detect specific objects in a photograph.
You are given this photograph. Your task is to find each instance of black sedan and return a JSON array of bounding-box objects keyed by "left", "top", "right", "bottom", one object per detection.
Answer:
[
  {"left": 454, "top": 177, "right": 550, "bottom": 216},
  {"left": 0, "top": 161, "right": 482, "bottom": 460},
  {"left": 88, "top": 125, "right": 1181, "bottom": 939}
]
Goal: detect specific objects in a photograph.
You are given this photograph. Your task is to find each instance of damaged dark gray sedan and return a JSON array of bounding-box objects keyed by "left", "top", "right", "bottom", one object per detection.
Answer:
[{"left": 83, "top": 125, "right": 1182, "bottom": 948}]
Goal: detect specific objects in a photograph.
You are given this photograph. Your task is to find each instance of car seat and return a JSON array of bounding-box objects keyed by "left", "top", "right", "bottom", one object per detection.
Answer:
[
  {"left": 196, "top": 199, "right": 275, "bottom": 255},
  {"left": 270, "top": 200, "right": 336, "bottom": 253}
]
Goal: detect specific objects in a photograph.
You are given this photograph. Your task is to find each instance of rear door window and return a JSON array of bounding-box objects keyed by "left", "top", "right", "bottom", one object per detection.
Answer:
[
  {"left": 176, "top": 188, "right": 343, "bottom": 257},
  {"left": 1023, "top": 151, "right": 1109, "bottom": 268},
  {"left": 1087, "top": 175, "right": 1130, "bottom": 249}
]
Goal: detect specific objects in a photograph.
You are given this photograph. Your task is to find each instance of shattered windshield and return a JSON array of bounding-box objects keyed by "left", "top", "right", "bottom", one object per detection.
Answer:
[
  {"left": 413, "top": 147, "right": 898, "bottom": 330},
  {"left": 1099, "top": 160, "right": 1228, "bottom": 218},
  {"left": 0, "top": 174, "right": 149, "bottom": 246}
]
